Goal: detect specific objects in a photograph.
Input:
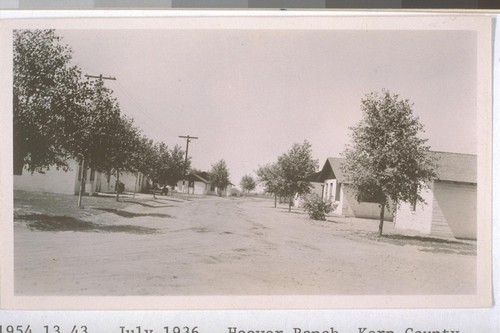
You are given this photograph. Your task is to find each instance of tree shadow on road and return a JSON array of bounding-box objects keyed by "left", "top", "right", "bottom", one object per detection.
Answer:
[
  {"left": 94, "top": 208, "right": 172, "bottom": 218},
  {"left": 15, "top": 214, "right": 159, "bottom": 234},
  {"left": 361, "top": 232, "right": 476, "bottom": 256},
  {"left": 119, "top": 200, "right": 172, "bottom": 208}
]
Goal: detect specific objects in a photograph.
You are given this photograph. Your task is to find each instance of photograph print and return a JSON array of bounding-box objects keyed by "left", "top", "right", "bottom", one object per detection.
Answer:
[{"left": 3, "top": 14, "right": 493, "bottom": 309}]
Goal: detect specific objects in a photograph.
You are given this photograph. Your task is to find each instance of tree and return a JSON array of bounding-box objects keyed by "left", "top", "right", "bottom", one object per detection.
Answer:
[
  {"left": 106, "top": 114, "right": 142, "bottom": 201},
  {"left": 65, "top": 77, "right": 122, "bottom": 207},
  {"left": 13, "top": 29, "right": 85, "bottom": 174},
  {"left": 277, "top": 140, "right": 318, "bottom": 211},
  {"left": 240, "top": 174, "right": 256, "bottom": 195},
  {"left": 209, "top": 159, "right": 230, "bottom": 196},
  {"left": 150, "top": 142, "right": 171, "bottom": 186},
  {"left": 342, "top": 90, "right": 437, "bottom": 236},
  {"left": 256, "top": 162, "right": 284, "bottom": 208},
  {"left": 165, "top": 145, "right": 188, "bottom": 186},
  {"left": 133, "top": 137, "right": 160, "bottom": 198}
]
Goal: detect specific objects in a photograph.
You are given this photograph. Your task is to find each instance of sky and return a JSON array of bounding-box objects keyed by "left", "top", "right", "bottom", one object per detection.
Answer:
[{"left": 58, "top": 28, "right": 477, "bottom": 188}]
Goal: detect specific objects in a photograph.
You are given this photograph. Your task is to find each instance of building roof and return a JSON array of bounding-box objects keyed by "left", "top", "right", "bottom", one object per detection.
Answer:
[
  {"left": 317, "top": 157, "right": 347, "bottom": 183},
  {"left": 431, "top": 151, "right": 477, "bottom": 184},
  {"left": 317, "top": 151, "right": 477, "bottom": 185},
  {"left": 186, "top": 172, "right": 211, "bottom": 183},
  {"left": 305, "top": 171, "right": 322, "bottom": 182},
  {"left": 186, "top": 171, "right": 234, "bottom": 186}
]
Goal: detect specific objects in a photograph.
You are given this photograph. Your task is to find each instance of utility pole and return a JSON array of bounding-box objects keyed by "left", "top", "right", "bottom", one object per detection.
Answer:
[
  {"left": 85, "top": 74, "right": 116, "bottom": 81},
  {"left": 179, "top": 135, "right": 198, "bottom": 193},
  {"left": 77, "top": 73, "right": 117, "bottom": 208}
]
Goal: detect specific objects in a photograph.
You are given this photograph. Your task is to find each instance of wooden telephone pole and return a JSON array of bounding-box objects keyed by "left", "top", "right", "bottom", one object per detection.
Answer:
[
  {"left": 179, "top": 135, "right": 198, "bottom": 192},
  {"left": 85, "top": 74, "right": 116, "bottom": 81}
]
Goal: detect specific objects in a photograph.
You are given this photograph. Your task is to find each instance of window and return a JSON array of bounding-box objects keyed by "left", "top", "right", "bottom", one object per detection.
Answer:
[{"left": 335, "top": 182, "right": 341, "bottom": 201}]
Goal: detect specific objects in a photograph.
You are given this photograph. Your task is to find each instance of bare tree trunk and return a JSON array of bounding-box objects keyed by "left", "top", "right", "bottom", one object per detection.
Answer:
[
  {"left": 274, "top": 193, "right": 277, "bottom": 208},
  {"left": 378, "top": 201, "right": 386, "bottom": 236},
  {"left": 288, "top": 197, "right": 292, "bottom": 212},
  {"left": 77, "top": 158, "right": 85, "bottom": 208},
  {"left": 115, "top": 169, "right": 120, "bottom": 202},
  {"left": 133, "top": 172, "right": 138, "bottom": 199}
]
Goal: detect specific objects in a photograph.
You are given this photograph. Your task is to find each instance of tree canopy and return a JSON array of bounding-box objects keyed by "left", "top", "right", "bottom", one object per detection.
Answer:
[
  {"left": 210, "top": 159, "right": 231, "bottom": 196},
  {"left": 13, "top": 29, "right": 86, "bottom": 174},
  {"left": 342, "top": 90, "right": 437, "bottom": 236},
  {"left": 257, "top": 140, "right": 318, "bottom": 211},
  {"left": 240, "top": 174, "right": 256, "bottom": 194},
  {"left": 277, "top": 140, "right": 318, "bottom": 206},
  {"left": 14, "top": 29, "right": 190, "bottom": 207}
]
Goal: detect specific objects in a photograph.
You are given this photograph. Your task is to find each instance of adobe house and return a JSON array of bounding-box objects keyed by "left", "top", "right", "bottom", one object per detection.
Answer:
[
  {"left": 394, "top": 152, "right": 477, "bottom": 240},
  {"left": 317, "top": 157, "right": 393, "bottom": 221},
  {"left": 177, "top": 171, "right": 233, "bottom": 196},
  {"left": 73, "top": 163, "right": 148, "bottom": 196},
  {"left": 14, "top": 160, "right": 80, "bottom": 195},
  {"left": 14, "top": 159, "right": 148, "bottom": 196}
]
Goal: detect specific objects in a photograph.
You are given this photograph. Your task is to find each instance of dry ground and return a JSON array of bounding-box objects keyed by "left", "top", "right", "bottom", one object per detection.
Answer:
[{"left": 13, "top": 190, "right": 476, "bottom": 295}]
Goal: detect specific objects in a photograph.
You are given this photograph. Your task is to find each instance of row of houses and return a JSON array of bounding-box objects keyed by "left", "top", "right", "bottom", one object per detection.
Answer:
[
  {"left": 14, "top": 159, "right": 233, "bottom": 197},
  {"left": 14, "top": 151, "right": 477, "bottom": 240},
  {"left": 299, "top": 151, "right": 477, "bottom": 240}
]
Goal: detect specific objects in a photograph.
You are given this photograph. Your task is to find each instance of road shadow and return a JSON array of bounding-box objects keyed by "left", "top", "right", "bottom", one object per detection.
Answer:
[
  {"left": 15, "top": 214, "right": 159, "bottom": 234},
  {"left": 94, "top": 208, "right": 172, "bottom": 218},
  {"left": 361, "top": 232, "right": 476, "bottom": 256},
  {"left": 120, "top": 200, "right": 172, "bottom": 208}
]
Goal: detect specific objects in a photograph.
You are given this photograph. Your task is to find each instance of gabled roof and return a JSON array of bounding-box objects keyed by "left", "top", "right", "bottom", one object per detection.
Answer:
[
  {"left": 317, "top": 151, "right": 477, "bottom": 185},
  {"left": 186, "top": 172, "right": 211, "bottom": 183},
  {"left": 317, "top": 157, "right": 347, "bottom": 183},
  {"left": 186, "top": 171, "right": 234, "bottom": 186},
  {"left": 305, "top": 171, "right": 322, "bottom": 182},
  {"left": 431, "top": 151, "right": 476, "bottom": 184}
]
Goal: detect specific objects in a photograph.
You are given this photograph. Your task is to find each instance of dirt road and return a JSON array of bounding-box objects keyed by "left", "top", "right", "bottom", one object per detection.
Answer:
[{"left": 14, "top": 195, "right": 476, "bottom": 295}]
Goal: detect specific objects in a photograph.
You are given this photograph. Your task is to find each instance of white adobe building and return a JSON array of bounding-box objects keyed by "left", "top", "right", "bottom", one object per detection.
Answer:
[
  {"left": 317, "top": 157, "right": 393, "bottom": 221},
  {"left": 394, "top": 151, "right": 477, "bottom": 240},
  {"left": 177, "top": 171, "right": 233, "bottom": 197},
  {"left": 14, "top": 159, "right": 148, "bottom": 196}
]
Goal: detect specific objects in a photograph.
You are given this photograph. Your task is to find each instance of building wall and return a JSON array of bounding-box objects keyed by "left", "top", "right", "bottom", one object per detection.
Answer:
[
  {"left": 294, "top": 181, "right": 323, "bottom": 207},
  {"left": 341, "top": 184, "right": 393, "bottom": 221},
  {"left": 394, "top": 181, "right": 477, "bottom": 240},
  {"left": 208, "top": 184, "right": 232, "bottom": 197},
  {"left": 193, "top": 181, "right": 209, "bottom": 195},
  {"left": 394, "top": 183, "right": 435, "bottom": 234},
  {"left": 94, "top": 171, "right": 148, "bottom": 194},
  {"left": 176, "top": 180, "right": 209, "bottom": 195},
  {"left": 14, "top": 160, "right": 79, "bottom": 195},
  {"left": 432, "top": 181, "right": 477, "bottom": 240},
  {"left": 322, "top": 178, "right": 343, "bottom": 215}
]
